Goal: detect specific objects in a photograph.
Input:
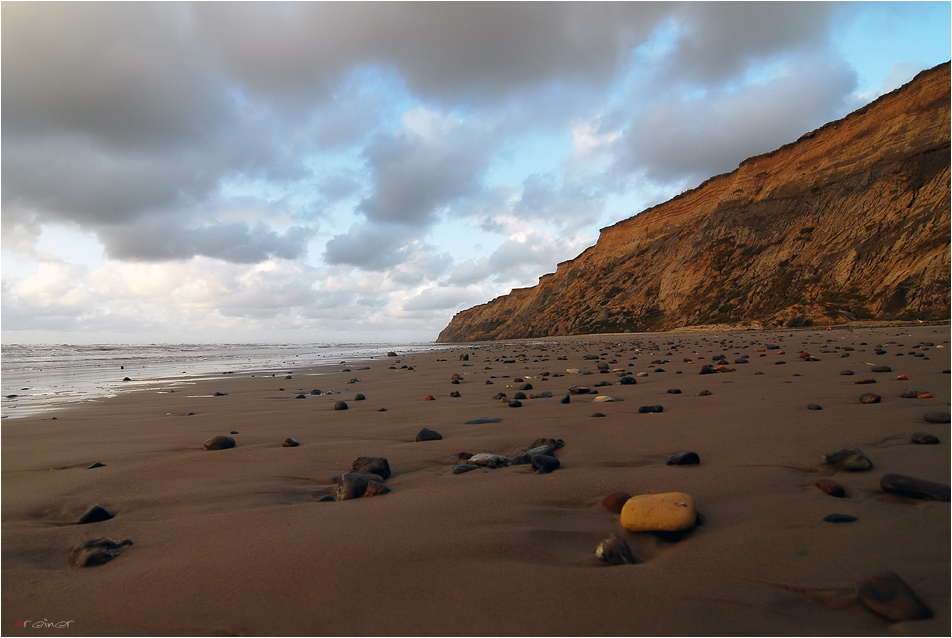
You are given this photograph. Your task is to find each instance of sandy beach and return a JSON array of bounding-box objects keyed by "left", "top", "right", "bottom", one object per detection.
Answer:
[{"left": 3, "top": 325, "right": 949, "bottom": 636}]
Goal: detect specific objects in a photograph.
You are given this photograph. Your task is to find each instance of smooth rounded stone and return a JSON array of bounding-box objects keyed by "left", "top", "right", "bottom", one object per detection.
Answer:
[
  {"left": 696, "top": 390, "right": 713, "bottom": 396},
  {"left": 858, "top": 572, "right": 933, "bottom": 622},
  {"left": 86, "top": 462, "right": 106, "bottom": 469},
  {"left": 618, "top": 376, "right": 637, "bottom": 385},
  {"left": 560, "top": 395, "right": 571, "bottom": 404},
  {"left": 295, "top": 394, "right": 307, "bottom": 399},
  {"left": 467, "top": 453, "right": 509, "bottom": 468},
  {"left": 620, "top": 492, "right": 697, "bottom": 532},
  {"left": 870, "top": 365, "right": 892, "bottom": 373},
  {"left": 336, "top": 472, "right": 384, "bottom": 501},
  {"left": 334, "top": 401, "right": 349, "bottom": 411},
  {"left": 858, "top": 393, "right": 881, "bottom": 404},
  {"left": 698, "top": 366, "right": 717, "bottom": 375},
  {"left": 812, "top": 479, "right": 846, "bottom": 497},
  {"left": 310, "top": 389, "right": 322, "bottom": 395},
  {"left": 282, "top": 437, "right": 300, "bottom": 447},
  {"left": 638, "top": 405, "right": 664, "bottom": 413},
  {"left": 465, "top": 416, "right": 503, "bottom": 424},
  {"left": 363, "top": 480, "right": 391, "bottom": 497},
  {"left": 823, "top": 447, "right": 872, "bottom": 471},
  {"left": 531, "top": 455, "right": 560, "bottom": 474},
  {"left": 591, "top": 412, "right": 607, "bottom": 418},
  {"left": 666, "top": 388, "right": 682, "bottom": 394},
  {"left": 513, "top": 391, "right": 527, "bottom": 400},
  {"left": 568, "top": 386, "right": 592, "bottom": 394},
  {"left": 910, "top": 432, "right": 939, "bottom": 445},
  {"left": 452, "top": 463, "right": 480, "bottom": 475},
  {"left": 525, "top": 445, "right": 555, "bottom": 457},
  {"left": 354, "top": 393, "right": 366, "bottom": 401},
  {"left": 520, "top": 383, "right": 533, "bottom": 391},
  {"left": 416, "top": 428, "right": 443, "bottom": 442},
  {"left": 77, "top": 504, "right": 115, "bottom": 525},
  {"left": 840, "top": 370, "right": 854, "bottom": 375},
  {"left": 203, "top": 435, "right": 236, "bottom": 450},
  {"left": 508, "top": 400, "right": 523, "bottom": 408},
  {"left": 823, "top": 513, "right": 857, "bottom": 523},
  {"left": 351, "top": 457, "right": 391, "bottom": 480},
  {"left": 214, "top": 391, "right": 229, "bottom": 396},
  {"left": 806, "top": 403, "right": 823, "bottom": 410},
  {"left": 69, "top": 537, "right": 134, "bottom": 568},
  {"left": 592, "top": 395, "right": 622, "bottom": 402},
  {"left": 388, "top": 351, "right": 398, "bottom": 357},
  {"left": 635, "top": 372, "right": 649, "bottom": 377},
  {"left": 666, "top": 450, "right": 700, "bottom": 465},
  {"left": 602, "top": 492, "right": 632, "bottom": 514},
  {"left": 449, "top": 391, "right": 461, "bottom": 398},
  {"left": 595, "top": 534, "right": 639, "bottom": 566},
  {"left": 899, "top": 389, "right": 929, "bottom": 398},
  {"left": 923, "top": 411, "right": 951, "bottom": 424},
  {"left": 534, "top": 391, "right": 553, "bottom": 398},
  {"left": 880, "top": 473, "right": 951, "bottom": 501}
]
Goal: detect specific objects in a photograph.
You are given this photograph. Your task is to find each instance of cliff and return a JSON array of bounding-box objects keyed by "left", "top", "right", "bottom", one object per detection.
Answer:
[{"left": 438, "top": 62, "right": 951, "bottom": 342}]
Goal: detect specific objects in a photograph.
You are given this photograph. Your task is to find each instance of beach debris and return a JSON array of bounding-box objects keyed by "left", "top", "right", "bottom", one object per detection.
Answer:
[
  {"left": 334, "top": 401, "right": 348, "bottom": 410},
  {"left": 337, "top": 472, "right": 384, "bottom": 501},
  {"left": 351, "top": 457, "right": 391, "bottom": 480},
  {"left": 531, "top": 455, "right": 560, "bottom": 474},
  {"left": 823, "top": 447, "right": 872, "bottom": 471},
  {"left": 69, "top": 537, "right": 133, "bottom": 568},
  {"left": 452, "top": 464, "right": 480, "bottom": 474},
  {"left": 595, "top": 534, "right": 639, "bottom": 566},
  {"left": 910, "top": 432, "right": 939, "bottom": 444},
  {"left": 76, "top": 504, "right": 115, "bottom": 524},
  {"left": 812, "top": 479, "right": 846, "bottom": 497},
  {"left": 620, "top": 492, "right": 697, "bottom": 532},
  {"left": 602, "top": 492, "right": 631, "bottom": 514},
  {"left": 416, "top": 428, "right": 443, "bottom": 442},
  {"left": 466, "top": 453, "right": 509, "bottom": 469},
  {"left": 858, "top": 392, "right": 881, "bottom": 403},
  {"left": 666, "top": 451, "right": 700, "bottom": 465},
  {"left": 880, "top": 473, "right": 950, "bottom": 501},
  {"left": 823, "top": 513, "right": 857, "bottom": 523},
  {"left": 857, "top": 572, "right": 933, "bottom": 622},
  {"left": 465, "top": 416, "right": 502, "bottom": 424},
  {"left": 203, "top": 435, "right": 236, "bottom": 450},
  {"left": 282, "top": 437, "right": 300, "bottom": 447},
  {"left": 923, "top": 411, "right": 950, "bottom": 423},
  {"left": 638, "top": 405, "right": 664, "bottom": 413}
]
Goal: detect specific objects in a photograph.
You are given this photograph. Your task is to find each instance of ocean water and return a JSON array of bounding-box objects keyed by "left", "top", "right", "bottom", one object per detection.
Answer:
[{"left": 1, "top": 342, "right": 449, "bottom": 419}]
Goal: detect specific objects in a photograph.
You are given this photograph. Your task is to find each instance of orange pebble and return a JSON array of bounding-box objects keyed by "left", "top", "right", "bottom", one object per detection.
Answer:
[
  {"left": 896, "top": 375, "right": 908, "bottom": 380},
  {"left": 918, "top": 393, "right": 933, "bottom": 399},
  {"left": 424, "top": 394, "right": 435, "bottom": 401}
]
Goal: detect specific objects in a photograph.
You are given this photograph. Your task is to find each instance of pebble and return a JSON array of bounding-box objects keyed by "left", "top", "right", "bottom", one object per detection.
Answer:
[
  {"left": 452, "top": 464, "right": 480, "bottom": 475},
  {"left": 467, "top": 453, "right": 509, "bottom": 469},
  {"left": 282, "top": 437, "right": 300, "bottom": 447},
  {"left": 823, "top": 513, "right": 857, "bottom": 523},
  {"left": 336, "top": 472, "right": 384, "bottom": 500},
  {"left": 424, "top": 394, "right": 436, "bottom": 401},
  {"left": 77, "top": 504, "right": 115, "bottom": 524},
  {"left": 840, "top": 370, "right": 854, "bottom": 375},
  {"left": 465, "top": 417, "right": 502, "bottom": 424},
  {"left": 858, "top": 572, "right": 933, "bottom": 622},
  {"left": 203, "top": 435, "right": 236, "bottom": 450},
  {"left": 508, "top": 400, "right": 523, "bottom": 408},
  {"left": 334, "top": 401, "right": 349, "bottom": 410},
  {"left": 899, "top": 389, "right": 930, "bottom": 398},
  {"left": 86, "top": 462, "right": 106, "bottom": 469},
  {"left": 560, "top": 395, "right": 571, "bottom": 404},
  {"left": 595, "top": 534, "right": 639, "bottom": 565},
  {"left": 823, "top": 447, "right": 872, "bottom": 471},
  {"left": 910, "top": 432, "right": 939, "bottom": 444},
  {"left": 880, "top": 473, "right": 951, "bottom": 501},
  {"left": 858, "top": 393, "right": 881, "bottom": 404},
  {"left": 812, "top": 479, "right": 846, "bottom": 497},
  {"left": 923, "top": 411, "right": 951, "bottom": 424},
  {"left": 351, "top": 457, "right": 391, "bottom": 480},
  {"left": 806, "top": 403, "right": 822, "bottom": 410},
  {"left": 638, "top": 405, "right": 664, "bottom": 413},
  {"left": 568, "top": 386, "right": 592, "bottom": 394},
  {"left": 602, "top": 492, "right": 631, "bottom": 514},
  {"left": 69, "top": 537, "right": 134, "bottom": 568},
  {"left": 666, "top": 450, "right": 700, "bottom": 465},
  {"left": 592, "top": 395, "right": 621, "bottom": 402},
  {"left": 530, "top": 455, "right": 560, "bottom": 474},
  {"left": 870, "top": 365, "right": 892, "bottom": 373},
  {"left": 855, "top": 379, "right": 877, "bottom": 384},
  {"left": 416, "top": 428, "right": 443, "bottom": 442},
  {"left": 618, "top": 376, "right": 637, "bottom": 385},
  {"left": 591, "top": 412, "right": 606, "bottom": 418},
  {"left": 354, "top": 393, "right": 366, "bottom": 401},
  {"left": 620, "top": 492, "right": 697, "bottom": 532},
  {"left": 666, "top": 388, "right": 682, "bottom": 394},
  {"left": 696, "top": 390, "right": 713, "bottom": 396}
]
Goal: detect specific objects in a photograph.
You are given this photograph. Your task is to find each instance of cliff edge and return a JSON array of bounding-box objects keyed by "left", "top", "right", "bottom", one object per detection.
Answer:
[{"left": 438, "top": 62, "right": 951, "bottom": 342}]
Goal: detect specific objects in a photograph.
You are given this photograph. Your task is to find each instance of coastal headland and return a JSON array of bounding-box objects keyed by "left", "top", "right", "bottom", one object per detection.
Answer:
[{"left": 2, "top": 324, "right": 949, "bottom": 635}]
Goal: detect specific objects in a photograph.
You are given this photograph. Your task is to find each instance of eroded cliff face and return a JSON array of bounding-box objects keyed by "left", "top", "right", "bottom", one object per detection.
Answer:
[{"left": 438, "top": 62, "right": 951, "bottom": 342}]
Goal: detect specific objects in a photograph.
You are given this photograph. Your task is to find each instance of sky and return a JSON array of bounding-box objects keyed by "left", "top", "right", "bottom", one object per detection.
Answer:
[{"left": 2, "top": 2, "right": 950, "bottom": 345}]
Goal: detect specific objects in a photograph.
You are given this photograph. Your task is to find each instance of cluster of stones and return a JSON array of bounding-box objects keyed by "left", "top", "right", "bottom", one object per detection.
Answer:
[
  {"left": 336, "top": 457, "right": 392, "bottom": 501},
  {"left": 453, "top": 437, "right": 564, "bottom": 475}
]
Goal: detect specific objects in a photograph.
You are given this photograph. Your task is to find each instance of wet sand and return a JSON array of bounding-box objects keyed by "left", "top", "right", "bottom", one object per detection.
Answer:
[{"left": 3, "top": 325, "right": 950, "bottom": 636}]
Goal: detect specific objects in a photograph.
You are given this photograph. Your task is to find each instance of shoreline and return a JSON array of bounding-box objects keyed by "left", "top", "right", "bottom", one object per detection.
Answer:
[{"left": 3, "top": 325, "right": 949, "bottom": 636}]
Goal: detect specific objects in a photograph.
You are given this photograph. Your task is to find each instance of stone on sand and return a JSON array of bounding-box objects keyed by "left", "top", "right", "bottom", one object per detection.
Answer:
[
  {"left": 77, "top": 504, "right": 115, "bottom": 524},
  {"left": 595, "top": 534, "right": 639, "bottom": 566},
  {"left": 351, "top": 457, "right": 391, "bottom": 480},
  {"left": 620, "top": 492, "right": 697, "bottom": 532},
  {"left": 203, "top": 435, "right": 236, "bottom": 450},
  {"left": 880, "top": 473, "right": 951, "bottom": 501},
  {"left": 416, "top": 427, "right": 443, "bottom": 442},
  {"left": 858, "top": 572, "right": 933, "bottom": 622},
  {"left": 69, "top": 537, "right": 133, "bottom": 568},
  {"left": 823, "top": 447, "right": 872, "bottom": 471}
]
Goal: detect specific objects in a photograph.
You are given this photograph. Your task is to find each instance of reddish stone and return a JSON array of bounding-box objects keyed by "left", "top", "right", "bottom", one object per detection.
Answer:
[
  {"left": 424, "top": 394, "right": 436, "bottom": 401},
  {"left": 896, "top": 375, "right": 908, "bottom": 380},
  {"left": 859, "top": 393, "right": 882, "bottom": 404},
  {"left": 855, "top": 379, "right": 877, "bottom": 384},
  {"left": 812, "top": 479, "right": 846, "bottom": 497},
  {"left": 602, "top": 492, "right": 631, "bottom": 514},
  {"left": 363, "top": 481, "right": 391, "bottom": 497}
]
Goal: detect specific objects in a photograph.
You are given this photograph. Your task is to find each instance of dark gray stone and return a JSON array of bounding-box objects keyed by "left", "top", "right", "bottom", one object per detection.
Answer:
[
  {"left": 452, "top": 464, "right": 480, "bottom": 474},
  {"left": 203, "top": 435, "right": 236, "bottom": 450},
  {"left": 638, "top": 405, "right": 664, "bottom": 413},
  {"left": 416, "top": 428, "right": 443, "bottom": 442},
  {"left": 531, "top": 455, "right": 560, "bottom": 474},
  {"left": 77, "top": 504, "right": 115, "bottom": 525}
]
